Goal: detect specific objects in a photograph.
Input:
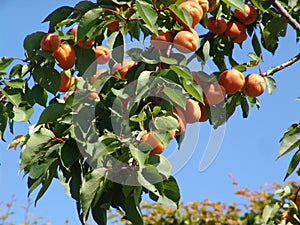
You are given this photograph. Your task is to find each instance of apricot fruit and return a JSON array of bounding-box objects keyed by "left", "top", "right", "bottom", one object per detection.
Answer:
[
  {"left": 225, "top": 21, "right": 247, "bottom": 43},
  {"left": 94, "top": 46, "right": 111, "bottom": 64},
  {"left": 207, "top": 17, "right": 227, "bottom": 35},
  {"left": 87, "top": 91, "right": 100, "bottom": 100},
  {"left": 169, "top": 129, "right": 176, "bottom": 140},
  {"left": 54, "top": 43, "right": 76, "bottom": 70},
  {"left": 173, "top": 28, "right": 199, "bottom": 53},
  {"left": 40, "top": 33, "right": 61, "bottom": 53},
  {"left": 91, "top": 69, "right": 107, "bottom": 84},
  {"left": 181, "top": 98, "right": 202, "bottom": 124},
  {"left": 196, "top": 0, "right": 209, "bottom": 15},
  {"left": 107, "top": 20, "right": 120, "bottom": 32},
  {"left": 242, "top": 74, "right": 266, "bottom": 97},
  {"left": 173, "top": 109, "right": 186, "bottom": 135},
  {"left": 59, "top": 72, "right": 75, "bottom": 92},
  {"left": 208, "top": 0, "right": 220, "bottom": 12},
  {"left": 71, "top": 25, "right": 94, "bottom": 49},
  {"left": 203, "top": 83, "right": 226, "bottom": 105},
  {"left": 141, "top": 132, "right": 165, "bottom": 154},
  {"left": 234, "top": 4, "right": 258, "bottom": 25},
  {"left": 199, "top": 103, "right": 208, "bottom": 122},
  {"left": 179, "top": 1, "right": 203, "bottom": 27},
  {"left": 218, "top": 69, "right": 245, "bottom": 94},
  {"left": 112, "top": 60, "right": 136, "bottom": 80},
  {"left": 150, "top": 30, "right": 173, "bottom": 50}
]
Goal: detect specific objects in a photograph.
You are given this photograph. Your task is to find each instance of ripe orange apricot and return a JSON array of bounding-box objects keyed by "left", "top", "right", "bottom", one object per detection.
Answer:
[
  {"left": 173, "top": 109, "right": 186, "bottom": 135},
  {"left": 179, "top": 1, "right": 203, "bottom": 27},
  {"left": 199, "top": 103, "right": 208, "bottom": 122},
  {"left": 141, "top": 132, "right": 165, "bottom": 154},
  {"left": 94, "top": 46, "right": 111, "bottom": 64},
  {"left": 112, "top": 60, "right": 136, "bottom": 80},
  {"left": 173, "top": 28, "right": 199, "bottom": 53},
  {"left": 225, "top": 21, "right": 247, "bottom": 43},
  {"left": 59, "top": 72, "right": 75, "bottom": 92},
  {"left": 196, "top": 0, "right": 209, "bottom": 15},
  {"left": 218, "top": 69, "right": 245, "bottom": 94},
  {"left": 181, "top": 98, "right": 201, "bottom": 124},
  {"left": 242, "top": 74, "right": 266, "bottom": 97},
  {"left": 207, "top": 17, "right": 227, "bottom": 35},
  {"left": 91, "top": 69, "right": 107, "bottom": 84},
  {"left": 40, "top": 33, "right": 61, "bottom": 53},
  {"left": 71, "top": 25, "right": 94, "bottom": 49},
  {"left": 203, "top": 83, "right": 226, "bottom": 105},
  {"left": 234, "top": 4, "right": 258, "bottom": 25},
  {"left": 54, "top": 43, "right": 76, "bottom": 70},
  {"left": 208, "top": 0, "right": 220, "bottom": 12},
  {"left": 150, "top": 30, "right": 173, "bottom": 50},
  {"left": 169, "top": 129, "right": 176, "bottom": 140}
]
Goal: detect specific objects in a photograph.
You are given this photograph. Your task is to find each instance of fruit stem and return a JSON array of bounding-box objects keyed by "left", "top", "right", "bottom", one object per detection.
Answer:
[{"left": 269, "top": 0, "right": 300, "bottom": 33}]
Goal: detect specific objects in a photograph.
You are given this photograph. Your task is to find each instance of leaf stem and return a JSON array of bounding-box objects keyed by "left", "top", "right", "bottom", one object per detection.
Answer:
[{"left": 269, "top": 0, "right": 300, "bottom": 33}]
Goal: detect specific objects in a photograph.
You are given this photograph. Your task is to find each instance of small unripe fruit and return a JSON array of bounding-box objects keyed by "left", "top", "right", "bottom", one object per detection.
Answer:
[
  {"left": 207, "top": 17, "right": 227, "bottom": 35},
  {"left": 225, "top": 21, "right": 247, "bottom": 43},
  {"left": 179, "top": 1, "right": 203, "bottom": 27},
  {"left": 203, "top": 83, "right": 226, "bottom": 105},
  {"left": 150, "top": 30, "right": 173, "bottom": 50},
  {"left": 242, "top": 74, "right": 266, "bottom": 97},
  {"left": 54, "top": 43, "right": 76, "bottom": 70},
  {"left": 59, "top": 72, "right": 75, "bottom": 92},
  {"left": 94, "top": 46, "right": 110, "bottom": 64},
  {"left": 71, "top": 25, "right": 94, "bottom": 49},
  {"left": 141, "top": 132, "right": 165, "bottom": 154},
  {"left": 173, "top": 28, "right": 199, "bottom": 53},
  {"left": 234, "top": 4, "right": 258, "bottom": 25},
  {"left": 40, "top": 33, "right": 61, "bottom": 53},
  {"left": 218, "top": 69, "right": 245, "bottom": 94}
]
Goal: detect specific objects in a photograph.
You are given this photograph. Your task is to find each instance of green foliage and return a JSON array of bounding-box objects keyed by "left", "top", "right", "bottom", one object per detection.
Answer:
[{"left": 2, "top": 0, "right": 300, "bottom": 224}]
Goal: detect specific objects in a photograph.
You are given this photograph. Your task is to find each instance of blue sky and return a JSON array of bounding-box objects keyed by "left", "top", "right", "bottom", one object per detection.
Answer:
[{"left": 1, "top": 1, "right": 300, "bottom": 224}]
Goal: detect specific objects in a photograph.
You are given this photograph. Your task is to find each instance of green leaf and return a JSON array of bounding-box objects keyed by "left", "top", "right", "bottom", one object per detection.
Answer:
[
  {"left": 123, "top": 194, "right": 143, "bottom": 225},
  {"left": 38, "top": 103, "right": 71, "bottom": 125},
  {"left": 80, "top": 168, "right": 106, "bottom": 222},
  {"left": 78, "top": 8, "right": 103, "bottom": 41},
  {"left": 130, "top": 144, "right": 149, "bottom": 167},
  {"left": 136, "top": 0, "right": 158, "bottom": 31},
  {"left": 202, "top": 40, "right": 210, "bottom": 64},
  {"left": 284, "top": 148, "right": 300, "bottom": 180},
  {"left": 43, "top": 6, "right": 74, "bottom": 32},
  {"left": 170, "top": 65, "right": 192, "bottom": 80},
  {"left": 148, "top": 154, "right": 172, "bottom": 179},
  {"left": 2, "top": 89, "right": 23, "bottom": 106},
  {"left": 141, "top": 165, "right": 164, "bottom": 193},
  {"left": 163, "top": 176, "right": 180, "bottom": 205},
  {"left": 183, "top": 80, "right": 203, "bottom": 103},
  {"left": 264, "top": 76, "right": 276, "bottom": 94},
  {"left": 23, "top": 32, "right": 46, "bottom": 58},
  {"left": 13, "top": 102, "right": 34, "bottom": 122},
  {"left": 112, "top": 32, "right": 125, "bottom": 64},
  {"left": 168, "top": 5, "right": 192, "bottom": 28},
  {"left": 92, "top": 207, "right": 107, "bottom": 225},
  {"left": 0, "top": 57, "right": 14, "bottom": 71},
  {"left": 222, "top": 0, "right": 244, "bottom": 11},
  {"left": 60, "top": 140, "right": 80, "bottom": 169},
  {"left": 5, "top": 79, "right": 26, "bottom": 90},
  {"left": 278, "top": 133, "right": 300, "bottom": 158},
  {"left": 0, "top": 104, "right": 8, "bottom": 141},
  {"left": 154, "top": 116, "right": 178, "bottom": 131},
  {"left": 74, "top": 46, "right": 96, "bottom": 76},
  {"left": 252, "top": 33, "right": 262, "bottom": 58},
  {"left": 33, "top": 65, "right": 60, "bottom": 94},
  {"left": 31, "top": 84, "right": 48, "bottom": 107},
  {"left": 240, "top": 96, "right": 249, "bottom": 118},
  {"left": 163, "top": 86, "right": 186, "bottom": 108}
]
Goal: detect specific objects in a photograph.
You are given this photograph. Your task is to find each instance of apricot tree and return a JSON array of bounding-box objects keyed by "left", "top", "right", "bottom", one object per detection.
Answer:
[{"left": 1, "top": 0, "right": 300, "bottom": 224}]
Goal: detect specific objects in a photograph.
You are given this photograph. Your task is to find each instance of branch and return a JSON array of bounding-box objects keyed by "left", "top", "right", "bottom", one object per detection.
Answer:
[
  {"left": 269, "top": 0, "right": 300, "bottom": 33},
  {"left": 263, "top": 52, "right": 300, "bottom": 76}
]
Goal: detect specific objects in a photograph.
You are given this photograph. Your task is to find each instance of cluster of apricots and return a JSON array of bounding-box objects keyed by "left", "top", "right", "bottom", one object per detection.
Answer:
[
  {"left": 150, "top": 0, "right": 220, "bottom": 53},
  {"left": 207, "top": 3, "right": 258, "bottom": 43},
  {"left": 39, "top": 26, "right": 112, "bottom": 93}
]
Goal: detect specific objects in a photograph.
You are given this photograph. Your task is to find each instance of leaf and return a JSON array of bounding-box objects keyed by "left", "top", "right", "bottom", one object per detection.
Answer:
[
  {"left": 92, "top": 207, "right": 107, "bottom": 225},
  {"left": 183, "top": 80, "right": 203, "bottom": 103},
  {"left": 78, "top": 8, "right": 103, "bottom": 41},
  {"left": 7, "top": 135, "right": 26, "bottom": 150},
  {"left": 123, "top": 195, "right": 143, "bottom": 225},
  {"left": 0, "top": 104, "right": 8, "bottom": 141},
  {"left": 32, "top": 65, "right": 60, "bottom": 94},
  {"left": 112, "top": 32, "right": 125, "bottom": 64},
  {"left": 284, "top": 148, "right": 300, "bottom": 180},
  {"left": 162, "top": 176, "right": 180, "bottom": 205},
  {"left": 136, "top": 0, "right": 158, "bottom": 31},
  {"left": 278, "top": 133, "right": 300, "bottom": 158},
  {"left": 80, "top": 168, "right": 106, "bottom": 222},
  {"left": 169, "top": 65, "right": 192, "bottom": 80},
  {"left": 23, "top": 32, "right": 46, "bottom": 58},
  {"left": 240, "top": 96, "right": 249, "bottom": 118},
  {"left": 31, "top": 84, "right": 48, "bottom": 107},
  {"left": 264, "top": 76, "right": 276, "bottom": 94},
  {"left": 148, "top": 154, "right": 172, "bottom": 179},
  {"left": 154, "top": 116, "right": 178, "bottom": 131},
  {"left": 59, "top": 140, "right": 81, "bottom": 169},
  {"left": 74, "top": 46, "right": 96, "bottom": 76},
  {"left": 252, "top": 33, "right": 262, "bottom": 58},
  {"left": 37, "top": 103, "right": 71, "bottom": 125},
  {"left": 43, "top": 6, "right": 74, "bottom": 32},
  {"left": 168, "top": 5, "right": 192, "bottom": 28},
  {"left": 5, "top": 79, "right": 26, "bottom": 90},
  {"left": 163, "top": 86, "right": 186, "bottom": 108},
  {"left": 202, "top": 40, "right": 210, "bottom": 64},
  {"left": 13, "top": 103, "right": 34, "bottom": 122},
  {"left": 222, "top": 0, "right": 244, "bottom": 11},
  {"left": 0, "top": 57, "right": 14, "bottom": 71}
]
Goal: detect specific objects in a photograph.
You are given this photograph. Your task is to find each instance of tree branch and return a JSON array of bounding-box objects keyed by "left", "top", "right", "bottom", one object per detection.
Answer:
[
  {"left": 263, "top": 52, "right": 300, "bottom": 76},
  {"left": 269, "top": 0, "right": 300, "bottom": 33}
]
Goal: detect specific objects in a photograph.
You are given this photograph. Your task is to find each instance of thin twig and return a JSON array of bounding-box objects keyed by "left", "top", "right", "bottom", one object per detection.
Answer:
[
  {"left": 269, "top": 0, "right": 300, "bottom": 33},
  {"left": 263, "top": 52, "right": 300, "bottom": 76}
]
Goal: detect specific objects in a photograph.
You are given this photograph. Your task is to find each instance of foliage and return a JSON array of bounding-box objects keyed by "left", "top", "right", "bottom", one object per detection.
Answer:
[{"left": 1, "top": 0, "right": 300, "bottom": 224}]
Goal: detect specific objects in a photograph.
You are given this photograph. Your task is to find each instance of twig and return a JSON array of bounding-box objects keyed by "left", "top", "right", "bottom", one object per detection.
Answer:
[
  {"left": 263, "top": 52, "right": 300, "bottom": 76},
  {"left": 269, "top": 0, "right": 300, "bottom": 33}
]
